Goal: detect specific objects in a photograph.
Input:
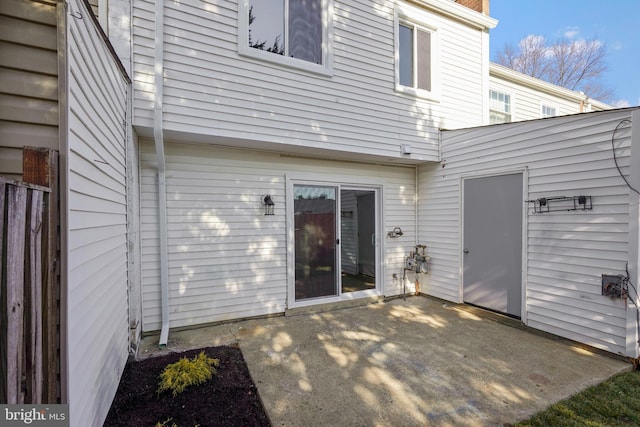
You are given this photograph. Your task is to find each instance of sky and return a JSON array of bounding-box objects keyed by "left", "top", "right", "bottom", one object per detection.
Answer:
[{"left": 488, "top": 0, "right": 640, "bottom": 107}]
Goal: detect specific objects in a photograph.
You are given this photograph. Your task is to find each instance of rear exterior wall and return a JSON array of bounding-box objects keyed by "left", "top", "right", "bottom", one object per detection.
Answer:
[
  {"left": 139, "top": 140, "right": 418, "bottom": 332},
  {"left": 131, "top": 0, "right": 489, "bottom": 161}
]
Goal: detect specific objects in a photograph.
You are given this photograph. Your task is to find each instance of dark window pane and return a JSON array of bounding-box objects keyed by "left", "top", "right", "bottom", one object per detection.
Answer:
[
  {"left": 294, "top": 185, "right": 337, "bottom": 300},
  {"left": 289, "top": 0, "right": 323, "bottom": 63},
  {"left": 399, "top": 24, "right": 413, "bottom": 87},
  {"left": 249, "top": 0, "right": 284, "bottom": 55},
  {"left": 417, "top": 29, "right": 431, "bottom": 91}
]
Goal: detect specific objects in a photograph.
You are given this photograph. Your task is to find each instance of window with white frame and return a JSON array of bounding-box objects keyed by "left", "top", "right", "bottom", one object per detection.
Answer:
[
  {"left": 395, "top": 6, "right": 439, "bottom": 99},
  {"left": 239, "top": 0, "right": 331, "bottom": 73},
  {"left": 540, "top": 104, "right": 557, "bottom": 118},
  {"left": 489, "top": 90, "right": 512, "bottom": 124}
]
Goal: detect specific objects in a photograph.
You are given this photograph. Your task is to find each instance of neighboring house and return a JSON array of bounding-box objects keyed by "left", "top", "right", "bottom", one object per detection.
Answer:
[
  {"left": 2, "top": 1, "right": 638, "bottom": 426},
  {"left": 489, "top": 63, "right": 611, "bottom": 124}
]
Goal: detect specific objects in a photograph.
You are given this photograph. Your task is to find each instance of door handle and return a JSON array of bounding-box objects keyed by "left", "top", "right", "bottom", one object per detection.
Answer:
[
  {"left": 463, "top": 249, "right": 469, "bottom": 254},
  {"left": 371, "top": 233, "right": 375, "bottom": 246}
]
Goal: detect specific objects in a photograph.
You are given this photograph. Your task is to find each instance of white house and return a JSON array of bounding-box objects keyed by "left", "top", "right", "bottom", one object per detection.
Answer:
[
  {"left": 489, "top": 63, "right": 611, "bottom": 124},
  {"left": 2, "top": 1, "right": 638, "bottom": 426},
  {"left": 129, "top": 0, "right": 498, "bottom": 342}
]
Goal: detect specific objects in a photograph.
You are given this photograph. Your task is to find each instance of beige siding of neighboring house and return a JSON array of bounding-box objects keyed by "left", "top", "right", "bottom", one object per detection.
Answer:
[
  {"left": 132, "top": 0, "right": 493, "bottom": 163},
  {"left": 139, "top": 140, "right": 417, "bottom": 332},
  {"left": 65, "top": 0, "right": 130, "bottom": 425},
  {"left": 0, "top": 0, "right": 59, "bottom": 179},
  {"left": 419, "top": 109, "right": 637, "bottom": 356}
]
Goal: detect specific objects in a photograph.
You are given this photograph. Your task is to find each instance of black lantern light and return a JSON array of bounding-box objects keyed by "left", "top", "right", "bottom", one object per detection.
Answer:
[{"left": 262, "top": 194, "right": 275, "bottom": 215}]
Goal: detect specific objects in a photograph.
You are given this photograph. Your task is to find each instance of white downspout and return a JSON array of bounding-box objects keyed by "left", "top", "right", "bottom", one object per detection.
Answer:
[
  {"left": 627, "top": 109, "right": 640, "bottom": 358},
  {"left": 154, "top": 0, "right": 170, "bottom": 348},
  {"left": 415, "top": 165, "right": 419, "bottom": 247}
]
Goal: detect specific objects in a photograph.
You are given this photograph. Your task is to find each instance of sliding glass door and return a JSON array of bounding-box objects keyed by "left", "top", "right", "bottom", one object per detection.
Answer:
[{"left": 292, "top": 182, "right": 379, "bottom": 303}]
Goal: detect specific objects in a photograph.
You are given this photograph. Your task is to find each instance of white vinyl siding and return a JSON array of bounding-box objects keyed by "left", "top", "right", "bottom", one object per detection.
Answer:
[
  {"left": 132, "top": 0, "right": 490, "bottom": 162},
  {"left": 140, "top": 141, "right": 417, "bottom": 331},
  {"left": 419, "top": 109, "right": 636, "bottom": 356},
  {"left": 66, "top": 0, "right": 130, "bottom": 425},
  {"left": 489, "top": 72, "right": 590, "bottom": 122},
  {"left": 0, "top": 0, "right": 59, "bottom": 179}
]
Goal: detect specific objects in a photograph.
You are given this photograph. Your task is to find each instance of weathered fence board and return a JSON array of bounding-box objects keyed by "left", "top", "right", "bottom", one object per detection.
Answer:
[
  {"left": 6, "top": 184, "right": 27, "bottom": 404},
  {"left": 0, "top": 181, "right": 5, "bottom": 404},
  {"left": 26, "top": 190, "right": 44, "bottom": 403},
  {"left": 41, "top": 150, "right": 58, "bottom": 404},
  {"left": 1, "top": 177, "right": 51, "bottom": 404}
]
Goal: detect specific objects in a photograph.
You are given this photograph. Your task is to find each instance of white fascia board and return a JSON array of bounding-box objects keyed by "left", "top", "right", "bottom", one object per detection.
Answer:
[{"left": 413, "top": 0, "right": 498, "bottom": 30}]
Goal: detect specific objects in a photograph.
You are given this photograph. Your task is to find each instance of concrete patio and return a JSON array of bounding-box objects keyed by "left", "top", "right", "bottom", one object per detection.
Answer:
[{"left": 138, "top": 296, "right": 630, "bottom": 426}]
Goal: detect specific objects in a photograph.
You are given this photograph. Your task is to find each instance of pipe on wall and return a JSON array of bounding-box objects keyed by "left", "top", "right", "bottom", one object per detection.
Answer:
[{"left": 154, "top": 0, "right": 170, "bottom": 348}]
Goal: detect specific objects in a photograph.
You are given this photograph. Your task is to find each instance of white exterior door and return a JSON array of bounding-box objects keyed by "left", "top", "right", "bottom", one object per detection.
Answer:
[{"left": 463, "top": 173, "right": 523, "bottom": 318}]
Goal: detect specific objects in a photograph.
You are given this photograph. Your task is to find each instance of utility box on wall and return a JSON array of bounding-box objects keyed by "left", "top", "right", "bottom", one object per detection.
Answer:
[{"left": 602, "top": 274, "right": 625, "bottom": 298}]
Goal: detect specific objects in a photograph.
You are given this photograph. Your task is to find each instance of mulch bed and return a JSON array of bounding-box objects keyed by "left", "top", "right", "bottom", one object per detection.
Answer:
[{"left": 104, "top": 345, "right": 271, "bottom": 426}]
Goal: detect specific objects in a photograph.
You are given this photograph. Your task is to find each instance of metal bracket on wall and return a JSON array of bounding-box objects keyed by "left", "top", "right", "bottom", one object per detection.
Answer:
[{"left": 525, "top": 195, "right": 592, "bottom": 213}]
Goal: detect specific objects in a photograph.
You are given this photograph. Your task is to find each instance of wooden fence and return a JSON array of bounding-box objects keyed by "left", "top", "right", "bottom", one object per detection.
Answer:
[{"left": 1, "top": 148, "right": 59, "bottom": 404}]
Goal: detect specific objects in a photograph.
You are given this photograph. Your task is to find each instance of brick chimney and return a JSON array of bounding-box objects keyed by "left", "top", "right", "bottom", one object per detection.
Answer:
[{"left": 455, "top": 0, "right": 489, "bottom": 15}]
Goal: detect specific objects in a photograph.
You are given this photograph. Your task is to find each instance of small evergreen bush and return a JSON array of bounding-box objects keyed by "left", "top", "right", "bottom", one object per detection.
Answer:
[{"left": 157, "top": 351, "right": 220, "bottom": 397}]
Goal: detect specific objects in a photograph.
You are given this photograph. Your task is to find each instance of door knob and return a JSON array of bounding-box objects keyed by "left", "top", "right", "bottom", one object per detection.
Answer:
[{"left": 463, "top": 249, "right": 469, "bottom": 254}]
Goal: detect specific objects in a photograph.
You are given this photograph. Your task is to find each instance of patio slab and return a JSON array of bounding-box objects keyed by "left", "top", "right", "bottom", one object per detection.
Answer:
[{"left": 138, "top": 296, "right": 630, "bottom": 426}]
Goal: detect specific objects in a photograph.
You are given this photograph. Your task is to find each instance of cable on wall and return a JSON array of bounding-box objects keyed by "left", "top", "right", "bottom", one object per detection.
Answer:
[{"left": 611, "top": 119, "right": 640, "bottom": 195}]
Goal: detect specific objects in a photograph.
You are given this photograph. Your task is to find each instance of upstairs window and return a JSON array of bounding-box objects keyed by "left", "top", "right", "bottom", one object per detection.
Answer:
[
  {"left": 541, "top": 104, "right": 557, "bottom": 118},
  {"left": 239, "top": 0, "right": 332, "bottom": 74},
  {"left": 395, "top": 5, "right": 439, "bottom": 100},
  {"left": 489, "top": 90, "right": 512, "bottom": 124}
]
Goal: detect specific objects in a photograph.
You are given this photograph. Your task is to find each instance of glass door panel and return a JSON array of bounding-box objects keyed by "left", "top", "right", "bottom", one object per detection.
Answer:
[
  {"left": 340, "top": 189, "right": 376, "bottom": 294},
  {"left": 294, "top": 185, "right": 338, "bottom": 300}
]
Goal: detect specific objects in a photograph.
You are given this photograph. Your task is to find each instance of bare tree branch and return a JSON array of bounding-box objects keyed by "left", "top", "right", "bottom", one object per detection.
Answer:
[{"left": 494, "top": 34, "right": 614, "bottom": 102}]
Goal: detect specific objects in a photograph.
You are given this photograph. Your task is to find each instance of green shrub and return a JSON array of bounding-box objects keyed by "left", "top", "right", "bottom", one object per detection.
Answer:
[
  {"left": 155, "top": 418, "right": 177, "bottom": 427},
  {"left": 157, "top": 351, "right": 220, "bottom": 397}
]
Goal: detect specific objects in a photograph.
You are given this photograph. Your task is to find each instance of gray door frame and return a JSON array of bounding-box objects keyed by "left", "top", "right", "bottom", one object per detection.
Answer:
[{"left": 459, "top": 169, "right": 528, "bottom": 322}]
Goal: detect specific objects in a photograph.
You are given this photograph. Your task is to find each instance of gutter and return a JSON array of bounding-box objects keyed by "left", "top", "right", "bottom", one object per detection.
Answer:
[{"left": 154, "top": 0, "right": 170, "bottom": 348}]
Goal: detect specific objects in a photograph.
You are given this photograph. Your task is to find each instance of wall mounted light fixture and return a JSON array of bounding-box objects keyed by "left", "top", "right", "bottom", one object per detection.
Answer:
[
  {"left": 262, "top": 194, "right": 275, "bottom": 215},
  {"left": 387, "top": 227, "right": 404, "bottom": 238}
]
